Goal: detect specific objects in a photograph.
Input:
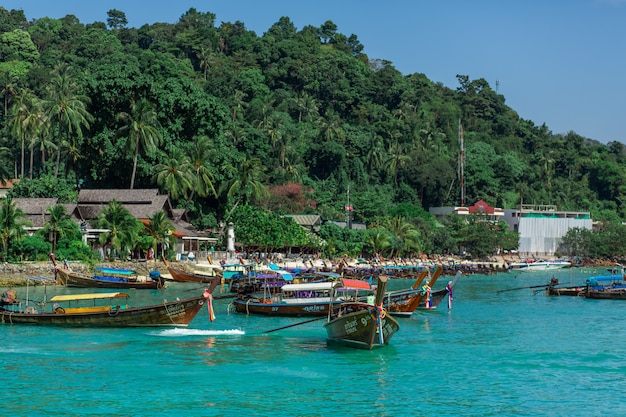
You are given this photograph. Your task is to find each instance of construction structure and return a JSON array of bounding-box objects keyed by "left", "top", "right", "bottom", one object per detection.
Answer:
[{"left": 502, "top": 204, "right": 592, "bottom": 257}]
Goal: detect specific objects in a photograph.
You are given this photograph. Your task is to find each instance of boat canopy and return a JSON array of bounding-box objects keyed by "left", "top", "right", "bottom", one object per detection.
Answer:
[
  {"left": 281, "top": 282, "right": 338, "bottom": 292},
  {"left": 341, "top": 279, "right": 371, "bottom": 290},
  {"left": 50, "top": 292, "right": 130, "bottom": 302}
]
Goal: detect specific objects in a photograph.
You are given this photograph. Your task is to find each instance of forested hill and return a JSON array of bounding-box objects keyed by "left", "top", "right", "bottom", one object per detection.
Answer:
[{"left": 1, "top": 6, "right": 626, "bottom": 232}]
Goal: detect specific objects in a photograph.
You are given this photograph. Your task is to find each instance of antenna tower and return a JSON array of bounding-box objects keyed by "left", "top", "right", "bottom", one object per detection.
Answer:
[{"left": 458, "top": 119, "right": 465, "bottom": 207}]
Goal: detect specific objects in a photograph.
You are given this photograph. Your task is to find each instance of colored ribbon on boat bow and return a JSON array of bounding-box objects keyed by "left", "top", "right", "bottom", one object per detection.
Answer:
[{"left": 203, "top": 289, "right": 216, "bottom": 322}]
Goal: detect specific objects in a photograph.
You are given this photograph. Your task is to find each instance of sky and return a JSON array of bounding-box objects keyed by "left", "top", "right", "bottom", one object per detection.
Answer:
[{"left": 4, "top": 0, "right": 626, "bottom": 144}]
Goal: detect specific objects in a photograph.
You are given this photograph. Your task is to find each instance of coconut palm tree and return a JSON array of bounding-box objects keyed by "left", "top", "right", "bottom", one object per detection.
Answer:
[
  {"left": 95, "top": 200, "right": 142, "bottom": 261},
  {"left": 183, "top": 135, "right": 218, "bottom": 200},
  {"left": 9, "top": 88, "right": 41, "bottom": 178},
  {"left": 117, "top": 98, "right": 162, "bottom": 189},
  {"left": 367, "top": 229, "right": 393, "bottom": 257},
  {"left": 42, "top": 64, "right": 93, "bottom": 178},
  {"left": 145, "top": 210, "right": 175, "bottom": 259},
  {"left": 383, "top": 142, "right": 411, "bottom": 185},
  {"left": 292, "top": 92, "right": 319, "bottom": 123},
  {"left": 0, "top": 72, "right": 18, "bottom": 118},
  {"left": 0, "top": 195, "right": 31, "bottom": 261},
  {"left": 40, "top": 204, "right": 75, "bottom": 253},
  {"left": 221, "top": 156, "right": 269, "bottom": 219},
  {"left": 153, "top": 148, "right": 192, "bottom": 201}
]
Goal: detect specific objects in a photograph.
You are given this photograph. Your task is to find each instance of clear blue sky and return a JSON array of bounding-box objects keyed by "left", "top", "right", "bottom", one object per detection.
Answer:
[{"left": 5, "top": 0, "right": 626, "bottom": 144}]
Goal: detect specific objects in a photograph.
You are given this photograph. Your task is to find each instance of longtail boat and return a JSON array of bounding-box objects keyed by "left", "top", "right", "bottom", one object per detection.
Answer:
[
  {"left": 162, "top": 256, "right": 221, "bottom": 284},
  {"left": 233, "top": 281, "right": 340, "bottom": 316},
  {"left": 324, "top": 276, "right": 400, "bottom": 350},
  {"left": 56, "top": 268, "right": 165, "bottom": 289},
  {"left": 0, "top": 288, "right": 217, "bottom": 327},
  {"left": 383, "top": 266, "right": 458, "bottom": 316},
  {"left": 546, "top": 267, "right": 626, "bottom": 298}
]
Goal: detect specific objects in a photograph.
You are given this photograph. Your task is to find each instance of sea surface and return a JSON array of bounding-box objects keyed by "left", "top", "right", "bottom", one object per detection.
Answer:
[{"left": 1, "top": 267, "right": 625, "bottom": 417}]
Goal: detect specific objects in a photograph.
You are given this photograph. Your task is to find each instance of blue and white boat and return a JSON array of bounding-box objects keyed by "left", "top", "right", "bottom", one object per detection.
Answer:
[{"left": 509, "top": 259, "right": 571, "bottom": 271}]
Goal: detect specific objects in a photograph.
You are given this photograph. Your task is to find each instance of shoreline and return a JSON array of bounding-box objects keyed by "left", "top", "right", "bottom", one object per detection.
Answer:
[{"left": 0, "top": 255, "right": 620, "bottom": 287}]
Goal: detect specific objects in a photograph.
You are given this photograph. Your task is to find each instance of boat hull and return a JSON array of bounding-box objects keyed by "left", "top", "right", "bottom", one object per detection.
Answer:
[
  {"left": 546, "top": 286, "right": 585, "bottom": 296},
  {"left": 509, "top": 261, "right": 571, "bottom": 271},
  {"left": 585, "top": 288, "right": 626, "bottom": 300},
  {"left": 166, "top": 266, "right": 217, "bottom": 284},
  {"left": 0, "top": 296, "right": 206, "bottom": 327},
  {"left": 233, "top": 298, "right": 330, "bottom": 316},
  {"left": 57, "top": 269, "right": 164, "bottom": 289},
  {"left": 324, "top": 306, "right": 400, "bottom": 350}
]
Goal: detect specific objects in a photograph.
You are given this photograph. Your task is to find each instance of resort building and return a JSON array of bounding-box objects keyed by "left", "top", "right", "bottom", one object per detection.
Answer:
[{"left": 12, "top": 189, "right": 215, "bottom": 260}]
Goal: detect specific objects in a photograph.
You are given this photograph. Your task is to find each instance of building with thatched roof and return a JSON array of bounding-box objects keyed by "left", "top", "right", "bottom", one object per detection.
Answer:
[{"left": 11, "top": 189, "right": 213, "bottom": 257}]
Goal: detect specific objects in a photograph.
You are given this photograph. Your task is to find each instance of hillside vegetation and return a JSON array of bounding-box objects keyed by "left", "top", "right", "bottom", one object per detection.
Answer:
[{"left": 1, "top": 7, "right": 625, "bottom": 259}]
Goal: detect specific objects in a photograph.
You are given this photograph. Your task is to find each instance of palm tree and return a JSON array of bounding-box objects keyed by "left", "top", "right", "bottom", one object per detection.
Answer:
[
  {"left": 34, "top": 125, "right": 56, "bottom": 174},
  {"left": 0, "top": 146, "right": 14, "bottom": 184},
  {"left": 221, "top": 156, "right": 269, "bottom": 218},
  {"left": 42, "top": 64, "right": 93, "bottom": 178},
  {"left": 95, "top": 200, "right": 142, "bottom": 261},
  {"left": 153, "top": 149, "right": 192, "bottom": 201},
  {"left": 0, "top": 72, "right": 18, "bottom": 118},
  {"left": 224, "top": 122, "right": 247, "bottom": 145},
  {"left": 232, "top": 89, "right": 247, "bottom": 122},
  {"left": 196, "top": 46, "right": 216, "bottom": 81},
  {"left": 40, "top": 204, "right": 75, "bottom": 253},
  {"left": 9, "top": 88, "right": 41, "bottom": 178},
  {"left": 292, "top": 92, "right": 319, "bottom": 122},
  {"left": 367, "top": 229, "right": 393, "bottom": 257},
  {"left": 365, "top": 135, "right": 385, "bottom": 174},
  {"left": 117, "top": 98, "right": 162, "bottom": 189},
  {"left": 182, "top": 135, "right": 218, "bottom": 201},
  {"left": 383, "top": 142, "right": 411, "bottom": 184},
  {"left": 317, "top": 116, "right": 345, "bottom": 143},
  {"left": 0, "top": 196, "right": 31, "bottom": 261},
  {"left": 266, "top": 114, "right": 290, "bottom": 167},
  {"left": 378, "top": 216, "right": 422, "bottom": 257},
  {"left": 145, "top": 210, "right": 175, "bottom": 259}
]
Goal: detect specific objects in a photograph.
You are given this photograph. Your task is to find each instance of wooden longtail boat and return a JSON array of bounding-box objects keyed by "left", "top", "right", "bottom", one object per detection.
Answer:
[
  {"left": 233, "top": 281, "right": 340, "bottom": 316},
  {"left": 546, "top": 267, "right": 626, "bottom": 298},
  {"left": 56, "top": 268, "right": 165, "bottom": 289},
  {"left": 0, "top": 291, "right": 211, "bottom": 327},
  {"left": 162, "top": 257, "right": 221, "bottom": 284},
  {"left": 1, "top": 275, "right": 221, "bottom": 327},
  {"left": 324, "top": 276, "right": 400, "bottom": 350},
  {"left": 383, "top": 267, "right": 458, "bottom": 316}
]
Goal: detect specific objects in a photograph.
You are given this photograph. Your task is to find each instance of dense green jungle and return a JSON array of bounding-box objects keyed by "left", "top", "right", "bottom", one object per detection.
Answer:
[{"left": 1, "top": 6, "right": 626, "bottom": 260}]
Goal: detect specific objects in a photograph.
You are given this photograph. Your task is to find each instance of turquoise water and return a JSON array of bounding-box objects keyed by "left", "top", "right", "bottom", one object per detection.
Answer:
[{"left": 2, "top": 268, "right": 625, "bottom": 416}]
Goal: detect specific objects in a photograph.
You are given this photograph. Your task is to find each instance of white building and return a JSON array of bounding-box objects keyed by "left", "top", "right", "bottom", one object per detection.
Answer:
[{"left": 502, "top": 204, "right": 592, "bottom": 257}]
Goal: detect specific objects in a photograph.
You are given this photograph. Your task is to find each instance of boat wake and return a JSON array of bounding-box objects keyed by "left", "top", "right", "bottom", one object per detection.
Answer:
[{"left": 152, "top": 328, "right": 245, "bottom": 337}]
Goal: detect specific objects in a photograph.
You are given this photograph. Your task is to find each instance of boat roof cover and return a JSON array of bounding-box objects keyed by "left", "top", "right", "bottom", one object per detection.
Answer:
[
  {"left": 50, "top": 292, "right": 130, "bottom": 302},
  {"left": 281, "top": 282, "right": 338, "bottom": 292},
  {"left": 341, "top": 279, "right": 371, "bottom": 290}
]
